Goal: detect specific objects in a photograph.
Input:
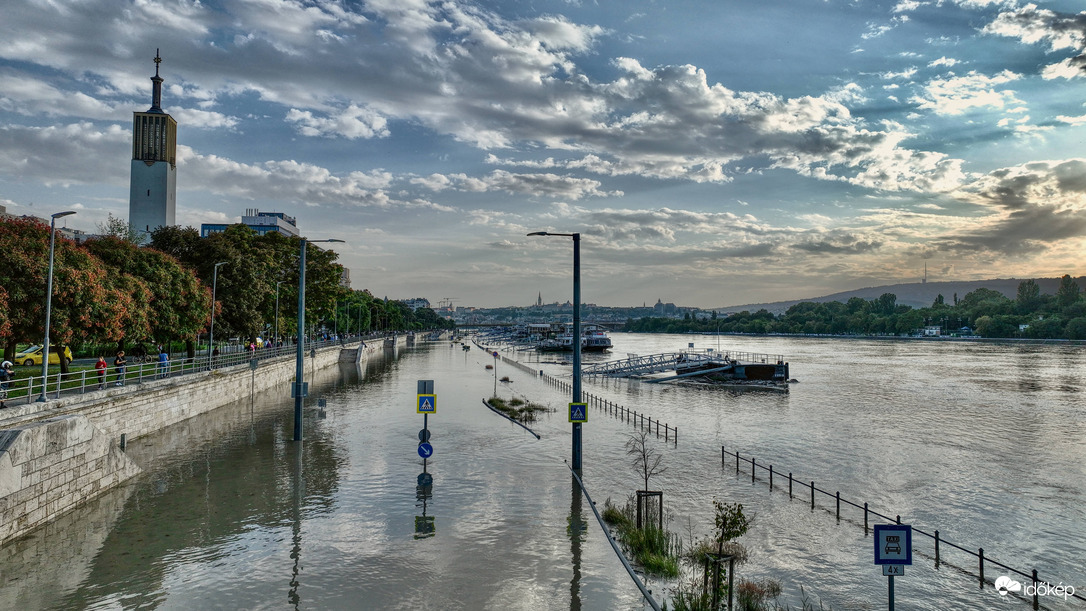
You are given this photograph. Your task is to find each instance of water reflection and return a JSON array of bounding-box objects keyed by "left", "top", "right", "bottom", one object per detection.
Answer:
[{"left": 568, "top": 474, "right": 586, "bottom": 611}]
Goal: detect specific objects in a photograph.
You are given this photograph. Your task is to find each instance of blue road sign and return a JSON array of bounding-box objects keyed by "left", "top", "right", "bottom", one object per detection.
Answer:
[
  {"left": 569, "top": 402, "right": 587, "bottom": 423},
  {"left": 418, "top": 441, "right": 434, "bottom": 458},
  {"left": 417, "top": 394, "right": 436, "bottom": 414},
  {"left": 417, "top": 472, "right": 433, "bottom": 487},
  {"left": 874, "top": 524, "right": 913, "bottom": 565}
]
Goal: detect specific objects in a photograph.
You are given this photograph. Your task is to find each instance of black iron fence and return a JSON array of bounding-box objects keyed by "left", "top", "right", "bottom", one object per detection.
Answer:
[
  {"left": 723, "top": 448, "right": 1084, "bottom": 608},
  {"left": 492, "top": 352, "right": 679, "bottom": 442}
]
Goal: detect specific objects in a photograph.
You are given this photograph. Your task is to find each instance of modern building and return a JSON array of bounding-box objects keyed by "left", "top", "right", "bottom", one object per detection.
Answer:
[
  {"left": 129, "top": 50, "right": 177, "bottom": 243},
  {"left": 200, "top": 209, "right": 300, "bottom": 238},
  {"left": 403, "top": 298, "right": 431, "bottom": 311}
]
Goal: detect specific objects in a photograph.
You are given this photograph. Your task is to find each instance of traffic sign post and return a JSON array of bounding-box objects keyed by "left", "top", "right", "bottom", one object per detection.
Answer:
[
  {"left": 417, "top": 441, "right": 434, "bottom": 458},
  {"left": 874, "top": 524, "right": 912, "bottom": 611},
  {"left": 417, "top": 394, "right": 436, "bottom": 414},
  {"left": 569, "top": 402, "right": 587, "bottom": 423}
]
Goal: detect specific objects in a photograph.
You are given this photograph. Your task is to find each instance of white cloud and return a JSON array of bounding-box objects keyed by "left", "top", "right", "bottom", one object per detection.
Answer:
[
  {"left": 928, "top": 56, "right": 960, "bottom": 68},
  {"left": 910, "top": 70, "right": 1024, "bottom": 116},
  {"left": 285, "top": 105, "right": 390, "bottom": 139}
]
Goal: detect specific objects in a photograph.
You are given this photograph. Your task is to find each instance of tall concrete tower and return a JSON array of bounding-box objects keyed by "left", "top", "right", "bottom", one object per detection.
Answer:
[{"left": 129, "top": 50, "right": 177, "bottom": 243}]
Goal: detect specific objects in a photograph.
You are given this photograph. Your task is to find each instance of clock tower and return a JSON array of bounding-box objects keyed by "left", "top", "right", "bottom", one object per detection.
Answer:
[{"left": 129, "top": 50, "right": 177, "bottom": 243}]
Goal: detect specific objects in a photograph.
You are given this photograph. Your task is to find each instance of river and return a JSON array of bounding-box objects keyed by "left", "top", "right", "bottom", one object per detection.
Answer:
[{"left": 1, "top": 334, "right": 1083, "bottom": 610}]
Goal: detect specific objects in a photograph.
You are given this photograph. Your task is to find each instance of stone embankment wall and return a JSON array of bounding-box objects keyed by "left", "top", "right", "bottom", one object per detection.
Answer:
[{"left": 0, "top": 340, "right": 384, "bottom": 545}]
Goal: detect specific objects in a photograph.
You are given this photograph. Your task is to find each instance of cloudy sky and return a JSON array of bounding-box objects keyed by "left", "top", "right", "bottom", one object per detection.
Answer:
[{"left": 3, "top": 0, "right": 1086, "bottom": 308}]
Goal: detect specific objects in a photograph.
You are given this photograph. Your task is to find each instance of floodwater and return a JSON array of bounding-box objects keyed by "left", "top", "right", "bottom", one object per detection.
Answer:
[{"left": 1, "top": 334, "right": 1084, "bottom": 610}]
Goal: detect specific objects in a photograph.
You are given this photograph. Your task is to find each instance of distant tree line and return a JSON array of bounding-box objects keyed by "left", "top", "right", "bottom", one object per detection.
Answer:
[
  {"left": 625, "top": 276, "right": 1086, "bottom": 340},
  {"left": 0, "top": 217, "right": 453, "bottom": 369}
]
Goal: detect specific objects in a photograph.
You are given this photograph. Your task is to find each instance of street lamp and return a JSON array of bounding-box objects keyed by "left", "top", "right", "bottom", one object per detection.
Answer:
[
  {"left": 209, "top": 261, "right": 227, "bottom": 368},
  {"left": 294, "top": 237, "right": 345, "bottom": 442},
  {"left": 527, "top": 231, "right": 582, "bottom": 473},
  {"left": 38, "top": 210, "right": 76, "bottom": 402},
  {"left": 275, "top": 280, "right": 287, "bottom": 354}
]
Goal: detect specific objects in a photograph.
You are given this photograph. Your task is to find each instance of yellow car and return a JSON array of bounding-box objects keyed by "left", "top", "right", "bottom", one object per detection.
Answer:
[{"left": 15, "top": 345, "right": 73, "bottom": 366}]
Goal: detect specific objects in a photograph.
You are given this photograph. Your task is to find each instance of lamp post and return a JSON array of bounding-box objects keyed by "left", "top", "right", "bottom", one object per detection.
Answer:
[
  {"left": 527, "top": 231, "right": 582, "bottom": 473},
  {"left": 294, "top": 237, "right": 344, "bottom": 442},
  {"left": 38, "top": 210, "right": 76, "bottom": 402},
  {"left": 209, "top": 261, "right": 227, "bottom": 369},
  {"left": 275, "top": 280, "right": 286, "bottom": 354}
]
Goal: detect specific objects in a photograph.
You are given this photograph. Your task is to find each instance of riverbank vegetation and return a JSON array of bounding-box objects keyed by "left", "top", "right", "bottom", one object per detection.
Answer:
[
  {"left": 485, "top": 396, "right": 547, "bottom": 422},
  {"left": 0, "top": 218, "right": 453, "bottom": 368},
  {"left": 627, "top": 276, "right": 1086, "bottom": 340}
]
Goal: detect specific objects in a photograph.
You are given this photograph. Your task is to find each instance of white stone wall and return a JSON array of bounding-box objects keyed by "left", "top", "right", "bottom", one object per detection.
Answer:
[{"left": 0, "top": 342, "right": 376, "bottom": 545}]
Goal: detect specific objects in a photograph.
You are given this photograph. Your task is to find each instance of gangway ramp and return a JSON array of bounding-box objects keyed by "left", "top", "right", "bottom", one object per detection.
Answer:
[
  {"left": 582, "top": 349, "right": 786, "bottom": 379},
  {"left": 582, "top": 352, "right": 714, "bottom": 377}
]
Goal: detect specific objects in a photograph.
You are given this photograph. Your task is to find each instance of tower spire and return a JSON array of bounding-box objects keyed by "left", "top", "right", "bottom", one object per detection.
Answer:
[{"left": 149, "top": 49, "right": 164, "bottom": 113}]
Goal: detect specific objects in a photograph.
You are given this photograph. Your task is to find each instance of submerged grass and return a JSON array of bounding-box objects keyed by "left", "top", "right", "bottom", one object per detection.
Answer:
[
  {"left": 601, "top": 497, "right": 681, "bottom": 578},
  {"left": 487, "top": 396, "right": 549, "bottom": 423}
]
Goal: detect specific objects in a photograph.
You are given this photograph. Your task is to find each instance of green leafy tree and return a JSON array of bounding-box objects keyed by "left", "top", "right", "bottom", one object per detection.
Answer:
[
  {"left": 1056, "top": 274, "right": 1081, "bottom": 310},
  {"left": 0, "top": 218, "right": 130, "bottom": 368},
  {"left": 96, "top": 213, "right": 142, "bottom": 243},
  {"left": 84, "top": 236, "right": 211, "bottom": 356}
]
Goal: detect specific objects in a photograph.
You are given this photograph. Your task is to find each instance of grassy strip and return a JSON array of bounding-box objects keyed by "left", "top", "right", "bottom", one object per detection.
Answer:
[
  {"left": 601, "top": 498, "right": 680, "bottom": 578},
  {"left": 487, "top": 396, "right": 548, "bottom": 423}
]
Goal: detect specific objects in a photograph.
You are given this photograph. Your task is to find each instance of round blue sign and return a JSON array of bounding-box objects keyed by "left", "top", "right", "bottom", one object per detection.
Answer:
[{"left": 417, "top": 441, "right": 434, "bottom": 458}]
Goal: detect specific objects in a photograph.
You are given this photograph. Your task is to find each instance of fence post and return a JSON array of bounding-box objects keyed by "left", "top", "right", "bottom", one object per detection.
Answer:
[
  {"left": 864, "top": 502, "right": 868, "bottom": 534},
  {"left": 751, "top": 458, "right": 756, "bottom": 483},
  {"left": 811, "top": 481, "right": 815, "bottom": 509},
  {"left": 721, "top": 446, "right": 725, "bottom": 467},
  {"left": 896, "top": 515, "right": 901, "bottom": 525},
  {"left": 1032, "top": 569, "right": 1038, "bottom": 610},
  {"left": 736, "top": 452, "right": 740, "bottom": 473},
  {"left": 769, "top": 465, "right": 774, "bottom": 490},
  {"left": 836, "top": 492, "right": 840, "bottom": 520},
  {"left": 978, "top": 548, "right": 985, "bottom": 587},
  {"left": 789, "top": 473, "right": 793, "bottom": 498},
  {"left": 934, "top": 530, "right": 940, "bottom": 566}
]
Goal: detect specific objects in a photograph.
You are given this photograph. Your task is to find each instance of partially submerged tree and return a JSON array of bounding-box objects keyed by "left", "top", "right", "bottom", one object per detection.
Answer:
[{"left": 626, "top": 430, "right": 666, "bottom": 491}]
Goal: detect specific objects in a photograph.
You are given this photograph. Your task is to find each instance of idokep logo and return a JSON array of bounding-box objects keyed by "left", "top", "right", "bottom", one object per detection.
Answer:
[
  {"left": 995, "top": 576, "right": 1021, "bottom": 596},
  {"left": 995, "top": 576, "right": 1077, "bottom": 602}
]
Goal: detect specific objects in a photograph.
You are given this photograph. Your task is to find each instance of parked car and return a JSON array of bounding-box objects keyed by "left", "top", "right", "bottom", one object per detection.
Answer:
[{"left": 14, "top": 345, "right": 73, "bottom": 366}]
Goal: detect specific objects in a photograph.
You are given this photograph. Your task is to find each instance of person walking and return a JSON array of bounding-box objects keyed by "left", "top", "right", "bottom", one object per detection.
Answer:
[
  {"left": 157, "top": 348, "right": 169, "bottom": 379},
  {"left": 0, "top": 360, "right": 13, "bottom": 408},
  {"left": 95, "top": 355, "right": 107, "bottom": 390},
  {"left": 113, "top": 350, "right": 127, "bottom": 386}
]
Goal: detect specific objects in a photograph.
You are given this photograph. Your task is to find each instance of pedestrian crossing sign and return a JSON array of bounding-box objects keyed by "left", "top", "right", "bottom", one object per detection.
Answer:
[
  {"left": 569, "top": 402, "right": 587, "bottom": 423},
  {"left": 417, "top": 394, "right": 437, "bottom": 414}
]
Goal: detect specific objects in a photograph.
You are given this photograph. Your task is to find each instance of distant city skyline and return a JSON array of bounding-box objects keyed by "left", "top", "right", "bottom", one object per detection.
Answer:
[{"left": 3, "top": 1, "right": 1086, "bottom": 308}]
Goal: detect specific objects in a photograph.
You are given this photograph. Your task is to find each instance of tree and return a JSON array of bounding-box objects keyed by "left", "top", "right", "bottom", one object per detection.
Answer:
[
  {"left": 1016, "top": 279, "right": 1041, "bottom": 313},
  {"left": 84, "top": 236, "right": 211, "bottom": 356},
  {"left": 625, "top": 430, "right": 667, "bottom": 491},
  {"left": 932, "top": 294, "right": 945, "bottom": 308},
  {"left": 0, "top": 218, "right": 129, "bottom": 365},
  {"left": 1056, "top": 274, "right": 1081, "bottom": 310},
  {"left": 875, "top": 293, "right": 897, "bottom": 317},
  {"left": 96, "top": 213, "right": 142, "bottom": 243}
]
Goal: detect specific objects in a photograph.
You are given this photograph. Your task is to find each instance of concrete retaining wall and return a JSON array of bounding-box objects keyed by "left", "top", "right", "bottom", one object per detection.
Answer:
[
  {"left": 0, "top": 415, "right": 141, "bottom": 543},
  {"left": 0, "top": 340, "right": 383, "bottom": 545}
]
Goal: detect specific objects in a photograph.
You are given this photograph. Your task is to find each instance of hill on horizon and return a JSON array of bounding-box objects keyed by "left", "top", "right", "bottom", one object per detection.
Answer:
[{"left": 717, "top": 276, "right": 1086, "bottom": 315}]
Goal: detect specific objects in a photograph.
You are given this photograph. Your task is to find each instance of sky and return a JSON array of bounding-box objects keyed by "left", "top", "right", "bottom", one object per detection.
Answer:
[{"left": 3, "top": 0, "right": 1086, "bottom": 308}]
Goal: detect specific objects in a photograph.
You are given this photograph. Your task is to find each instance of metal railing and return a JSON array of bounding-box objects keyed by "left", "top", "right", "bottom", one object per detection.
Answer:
[
  {"left": 0, "top": 335, "right": 381, "bottom": 408},
  {"left": 723, "top": 448, "right": 1084, "bottom": 609},
  {"left": 583, "top": 349, "right": 786, "bottom": 378},
  {"left": 489, "top": 351, "right": 679, "bottom": 443},
  {"left": 567, "top": 462, "right": 662, "bottom": 611}
]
